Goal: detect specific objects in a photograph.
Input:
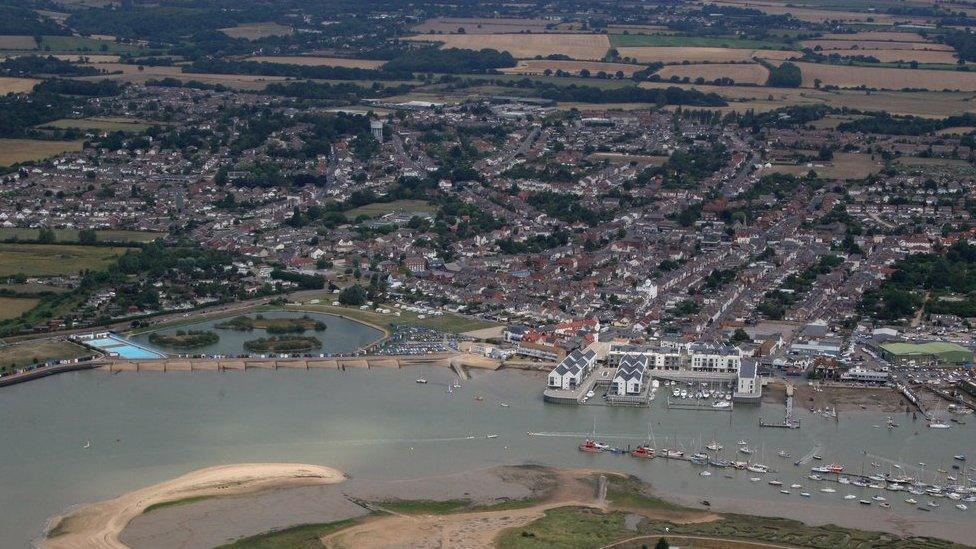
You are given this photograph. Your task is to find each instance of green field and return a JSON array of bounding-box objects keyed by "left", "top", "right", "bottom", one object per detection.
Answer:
[
  {"left": 0, "top": 339, "right": 92, "bottom": 372},
  {"left": 0, "top": 228, "right": 164, "bottom": 243},
  {"left": 0, "top": 243, "right": 130, "bottom": 277},
  {"left": 346, "top": 199, "right": 436, "bottom": 219},
  {"left": 38, "top": 35, "right": 146, "bottom": 54},
  {"left": 290, "top": 302, "right": 500, "bottom": 335},
  {"left": 38, "top": 118, "right": 155, "bottom": 133},
  {"left": 609, "top": 33, "right": 792, "bottom": 49}
]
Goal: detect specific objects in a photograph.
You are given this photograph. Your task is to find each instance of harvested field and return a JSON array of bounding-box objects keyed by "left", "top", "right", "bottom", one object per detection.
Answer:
[
  {"left": 500, "top": 59, "right": 642, "bottom": 76},
  {"left": 823, "top": 49, "right": 959, "bottom": 64},
  {"left": 619, "top": 46, "right": 793, "bottom": 63},
  {"left": 795, "top": 61, "right": 976, "bottom": 90},
  {"left": 0, "top": 139, "right": 83, "bottom": 167},
  {"left": 0, "top": 77, "right": 39, "bottom": 94},
  {"left": 244, "top": 56, "right": 386, "bottom": 68},
  {"left": 800, "top": 39, "right": 954, "bottom": 51},
  {"left": 405, "top": 33, "right": 611, "bottom": 60},
  {"left": 763, "top": 152, "right": 881, "bottom": 180},
  {"left": 80, "top": 64, "right": 289, "bottom": 91},
  {"left": 0, "top": 297, "right": 40, "bottom": 321},
  {"left": 218, "top": 22, "right": 293, "bottom": 40},
  {"left": 936, "top": 125, "right": 976, "bottom": 135},
  {"left": 412, "top": 17, "right": 561, "bottom": 34},
  {"left": 0, "top": 243, "right": 129, "bottom": 277},
  {"left": 0, "top": 36, "right": 37, "bottom": 49},
  {"left": 655, "top": 62, "right": 769, "bottom": 85},
  {"left": 642, "top": 80, "right": 976, "bottom": 117}
]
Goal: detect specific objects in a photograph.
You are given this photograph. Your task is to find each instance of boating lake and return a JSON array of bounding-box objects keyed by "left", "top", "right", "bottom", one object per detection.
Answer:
[
  {"left": 129, "top": 311, "right": 384, "bottom": 356},
  {"left": 1, "top": 367, "right": 974, "bottom": 547}
]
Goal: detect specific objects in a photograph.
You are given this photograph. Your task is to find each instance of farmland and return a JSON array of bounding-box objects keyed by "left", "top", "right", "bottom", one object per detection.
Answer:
[
  {"left": 412, "top": 17, "right": 561, "bottom": 34},
  {"left": 795, "top": 61, "right": 976, "bottom": 91},
  {"left": 218, "top": 22, "right": 294, "bottom": 40},
  {"left": 655, "top": 63, "right": 770, "bottom": 85},
  {"left": 244, "top": 56, "right": 386, "bottom": 68},
  {"left": 500, "top": 59, "right": 642, "bottom": 77},
  {"left": 38, "top": 36, "right": 145, "bottom": 54},
  {"left": 0, "top": 77, "right": 39, "bottom": 94},
  {"left": 0, "top": 297, "right": 41, "bottom": 321},
  {"left": 38, "top": 117, "right": 155, "bottom": 133},
  {"left": 0, "top": 36, "right": 37, "bottom": 50},
  {"left": 0, "top": 228, "right": 164, "bottom": 243},
  {"left": 0, "top": 53, "right": 121, "bottom": 63},
  {"left": 405, "top": 33, "right": 611, "bottom": 60},
  {"left": 706, "top": 0, "right": 921, "bottom": 24},
  {"left": 619, "top": 46, "right": 793, "bottom": 63},
  {"left": 0, "top": 243, "right": 130, "bottom": 277},
  {"left": 0, "top": 139, "right": 84, "bottom": 167},
  {"left": 609, "top": 33, "right": 791, "bottom": 50}
]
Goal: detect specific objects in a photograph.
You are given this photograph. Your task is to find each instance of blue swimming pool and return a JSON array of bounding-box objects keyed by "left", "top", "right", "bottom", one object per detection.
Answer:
[{"left": 84, "top": 334, "right": 167, "bottom": 359}]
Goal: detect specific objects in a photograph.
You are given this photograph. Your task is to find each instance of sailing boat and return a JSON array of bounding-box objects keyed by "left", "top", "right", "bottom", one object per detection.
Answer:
[
  {"left": 416, "top": 365, "right": 428, "bottom": 384},
  {"left": 453, "top": 378, "right": 462, "bottom": 389}
]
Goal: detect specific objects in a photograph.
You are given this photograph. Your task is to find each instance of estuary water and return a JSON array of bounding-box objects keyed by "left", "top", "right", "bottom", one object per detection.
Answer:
[
  {"left": 1, "top": 366, "right": 973, "bottom": 546},
  {"left": 129, "top": 311, "right": 384, "bottom": 355}
]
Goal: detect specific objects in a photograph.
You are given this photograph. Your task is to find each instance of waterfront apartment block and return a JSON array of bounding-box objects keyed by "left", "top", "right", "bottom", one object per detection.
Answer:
[
  {"left": 605, "top": 342, "right": 741, "bottom": 374},
  {"left": 547, "top": 349, "right": 598, "bottom": 390}
]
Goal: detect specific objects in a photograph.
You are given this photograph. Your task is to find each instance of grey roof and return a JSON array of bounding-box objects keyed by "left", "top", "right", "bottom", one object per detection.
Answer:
[
  {"left": 615, "top": 355, "right": 648, "bottom": 381},
  {"left": 553, "top": 348, "right": 596, "bottom": 375},
  {"left": 739, "top": 357, "right": 757, "bottom": 379}
]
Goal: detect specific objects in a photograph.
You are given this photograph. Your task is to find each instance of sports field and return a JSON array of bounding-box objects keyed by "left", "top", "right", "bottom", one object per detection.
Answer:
[{"left": 0, "top": 340, "right": 93, "bottom": 371}]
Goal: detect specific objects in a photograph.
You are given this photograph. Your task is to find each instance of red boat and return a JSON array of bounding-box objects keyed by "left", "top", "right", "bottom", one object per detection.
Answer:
[
  {"left": 579, "top": 439, "right": 603, "bottom": 453},
  {"left": 826, "top": 464, "right": 844, "bottom": 474},
  {"left": 631, "top": 445, "right": 655, "bottom": 459}
]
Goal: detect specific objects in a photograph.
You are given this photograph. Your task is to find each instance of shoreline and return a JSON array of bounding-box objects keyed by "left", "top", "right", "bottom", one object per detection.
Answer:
[
  {"left": 42, "top": 463, "right": 345, "bottom": 549},
  {"left": 57, "top": 464, "right": 974, "bottom": 548}
]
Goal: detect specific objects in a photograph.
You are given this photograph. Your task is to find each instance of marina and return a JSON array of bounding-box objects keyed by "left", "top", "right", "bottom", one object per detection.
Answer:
[{"left": 2, "top": 366, "right": 975, "bottom": 547}]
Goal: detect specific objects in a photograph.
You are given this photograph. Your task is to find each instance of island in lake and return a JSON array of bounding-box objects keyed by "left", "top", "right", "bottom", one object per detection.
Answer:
[
  {"left": 147, "top": 330, "right": 219, "bottom": 348},
  {"left": 216, "top": 314, "right": 326, "bottom": 333},
  {"left": 243, "top": 335, "right": 322, "bottom": 353}
]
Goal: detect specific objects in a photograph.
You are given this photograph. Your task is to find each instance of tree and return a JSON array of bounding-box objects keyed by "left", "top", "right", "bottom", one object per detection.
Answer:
[
  {"left": 78, "top": 228, "right": 98, "bottom": 244},
  {"left": 38, "top": 228, "right": 56, "bottom": 243},
  {"left": 655, "top": 538, "right": 669, "bottom": 549},
  {"left": 338, "top": 284, "right": 367, "bottom": 306},
  {"left": 731, "top": 328, "right": 752, "bottom": 344}
]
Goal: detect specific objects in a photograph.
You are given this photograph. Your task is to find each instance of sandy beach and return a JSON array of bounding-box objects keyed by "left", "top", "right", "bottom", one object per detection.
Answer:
[{"left": 43, "top": 463, "right": 345, "bottom": 549}]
